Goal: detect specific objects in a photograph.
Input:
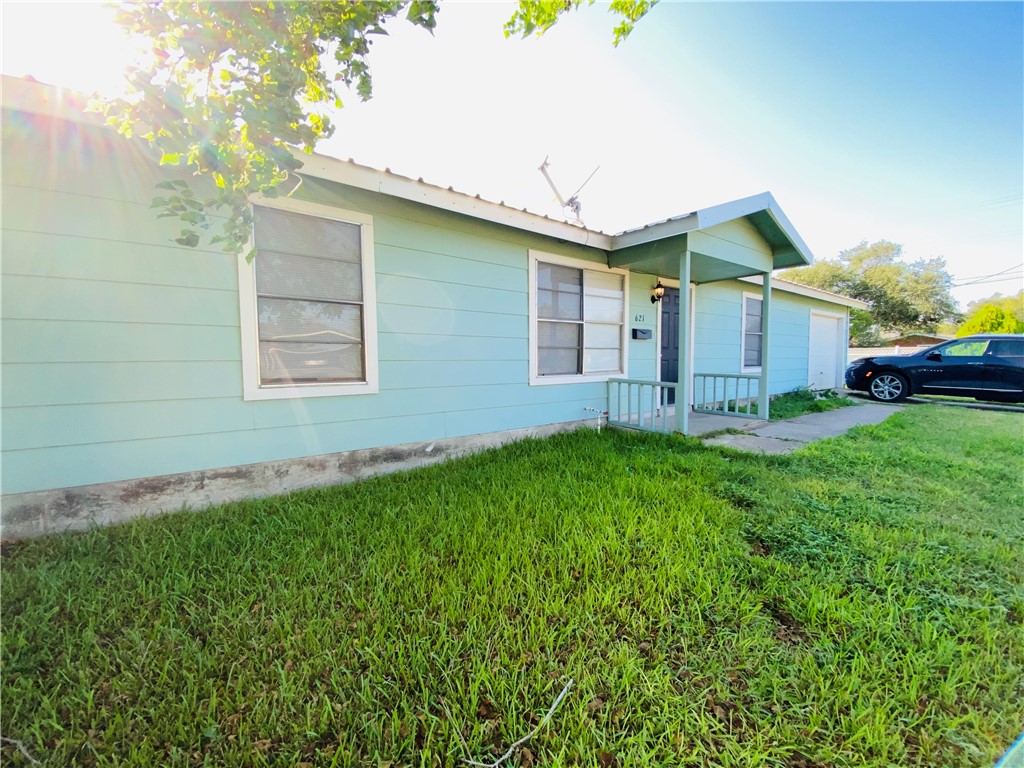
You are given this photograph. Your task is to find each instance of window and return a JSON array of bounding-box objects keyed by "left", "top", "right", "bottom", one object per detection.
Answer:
[
  {"left": 986, "top": 339, "right": 1024, "bottom": 367},
  {"left": 529, "top": 251, "right": 627, "bottom": 384},
  {"left": 239, "top": 198, "right": 378, "bottom": 400},
  {"left": 941, "top": 339, "right": 987, "bottom": 357},
  {"left": 741, "top": 293, "right": 763, "bottom": 370}
]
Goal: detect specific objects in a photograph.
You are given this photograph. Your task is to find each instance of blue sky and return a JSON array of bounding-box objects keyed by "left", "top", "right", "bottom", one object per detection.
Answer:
[{"left": 2, "top": 1, "right": 1021, "bottom": 307}]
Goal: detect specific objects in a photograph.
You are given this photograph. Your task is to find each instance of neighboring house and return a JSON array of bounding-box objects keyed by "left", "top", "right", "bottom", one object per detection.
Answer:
[
  {"left": 848, "top": 333, "right": 953, "bottom": 364},
  {"left": 0, "top": 77, "right": 866, "bottom": 537},
  {"left": 882, "top": 333, "right": 952, "bottom": 347}
]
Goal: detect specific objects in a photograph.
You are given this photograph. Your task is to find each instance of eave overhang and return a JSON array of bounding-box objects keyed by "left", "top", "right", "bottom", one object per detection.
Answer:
[{"left": 608, "top": 192, "right": 814, "bottom": 277}]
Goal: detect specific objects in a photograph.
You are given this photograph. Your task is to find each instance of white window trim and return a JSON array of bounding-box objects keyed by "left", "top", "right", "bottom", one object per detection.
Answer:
[
  {"left": 740, "top": 291, "right": 764, "bottom": 373},
  {"left": 528, "top": 249, "right": 629, "bottom": 386},
  {"left": 238, "top": 196, "right": 379, "bottom": 401}
]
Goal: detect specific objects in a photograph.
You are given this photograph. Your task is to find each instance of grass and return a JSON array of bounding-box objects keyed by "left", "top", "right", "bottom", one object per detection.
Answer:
[
  {"left": 909, "top": 394, "right": 1024, "bottom": 408},
  {"left": 726, "top": 388, "right": 856, "bottom": 422},
  {"left": 2, "top": 406, "right": 1022, "bottom": 768},
  {"left": 763, "top": 388, "right": 856, "bottom": 421}
]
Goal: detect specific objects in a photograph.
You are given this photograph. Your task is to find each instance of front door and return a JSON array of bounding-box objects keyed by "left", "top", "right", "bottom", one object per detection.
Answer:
[{"left": 660, "top": 288, "right": 680, "bottom": 404}]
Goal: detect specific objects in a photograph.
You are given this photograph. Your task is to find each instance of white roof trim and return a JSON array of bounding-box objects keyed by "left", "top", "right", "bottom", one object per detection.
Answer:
[
  {"left": 295, "top": 153, "right": 615, "bottom": 249},
  {"left": 610, "top": 212, "right": 700, "bottom": 248},
  {"left": 611, "top": 192, "right": 814, "bottom": 266},
  {"left": 739, "top": 275, "right": 869, "bottom": 309}
]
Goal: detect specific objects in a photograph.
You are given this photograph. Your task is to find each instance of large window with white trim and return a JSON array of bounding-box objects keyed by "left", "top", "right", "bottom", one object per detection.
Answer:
[
  {"left": 530, "top": 252, "right": 627, "bottom": 384},
  {"left": 239, "top": 199, "right": 378, "bottom": 400},
  {"left": 741, "top": 293, "right": 763, "bottom": 370}
]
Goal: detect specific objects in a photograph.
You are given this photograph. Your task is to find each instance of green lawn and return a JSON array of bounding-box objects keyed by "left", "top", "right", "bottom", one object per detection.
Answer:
[
  {"left": 2, "top": 406, "right": 1022, "bottom": 767},
  {"left": 754, "top": 387, "right": 856, "bottom": 421}
]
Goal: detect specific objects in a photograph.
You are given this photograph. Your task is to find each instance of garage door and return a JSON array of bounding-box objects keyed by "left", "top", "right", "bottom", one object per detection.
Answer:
[{"left": 808, "top": 313, "right": 842, "bottom": 389}]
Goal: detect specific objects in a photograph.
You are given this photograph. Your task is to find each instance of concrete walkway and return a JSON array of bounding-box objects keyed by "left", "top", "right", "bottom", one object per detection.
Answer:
[{"left": 702, "top": 402, "right": 902, "bottom": 454}]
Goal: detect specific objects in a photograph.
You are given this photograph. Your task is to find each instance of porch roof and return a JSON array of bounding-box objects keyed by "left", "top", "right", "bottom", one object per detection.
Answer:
[{"left": 606, "top": 192, "right": 814, "bottom": 283}]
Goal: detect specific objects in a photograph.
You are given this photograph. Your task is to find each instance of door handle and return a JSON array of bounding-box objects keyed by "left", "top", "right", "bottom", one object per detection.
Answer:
[{"left": 967, "top": 362, "right": 984, "bottom": 366}]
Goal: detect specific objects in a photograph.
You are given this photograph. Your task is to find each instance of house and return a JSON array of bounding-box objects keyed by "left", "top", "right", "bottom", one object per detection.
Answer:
[
  {"left": 848, "top": 333, "right": 953, "bottom": 364},
  {"left": 0, "top": 77, "right": 866, "bottom": 537},
  {"left": 881, "top": 333, "right": 952, "bottom": 347}
]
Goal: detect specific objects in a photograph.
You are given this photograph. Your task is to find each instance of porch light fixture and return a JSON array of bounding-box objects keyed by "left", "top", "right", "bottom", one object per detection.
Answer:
[{"left": 650, "top": 281, "right": 666, "bottom": 304}]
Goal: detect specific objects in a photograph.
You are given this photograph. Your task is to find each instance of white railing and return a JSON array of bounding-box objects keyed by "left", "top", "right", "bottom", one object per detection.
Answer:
[
  {"left": 693, "top": 373, "right": 761, "bottom": 417},
  {"left": 607, "top": 378, "right": 678, "bottom": 433}
]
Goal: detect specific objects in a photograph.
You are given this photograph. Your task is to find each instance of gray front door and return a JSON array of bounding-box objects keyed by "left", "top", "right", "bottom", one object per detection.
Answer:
[{"left": 660, "top": 288, "right": 680, "bottom": 404}]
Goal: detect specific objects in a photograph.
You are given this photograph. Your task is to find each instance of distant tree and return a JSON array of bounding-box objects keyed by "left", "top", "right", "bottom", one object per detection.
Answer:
[
  {"left": 783, "top": 240, "right": 961, "bottom": 344},
  {"left": 956, "top": 304, "right": 1024, "bottom": 336},
  {"left": 104, "top": 0, "right": 657, "bottom": 257},
  {"left": 966, "top": 290, "right": 1024, "bottom": 324}
]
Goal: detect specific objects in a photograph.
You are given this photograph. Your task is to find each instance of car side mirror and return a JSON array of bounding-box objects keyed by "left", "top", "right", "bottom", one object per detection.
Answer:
[{"left": 926, "top": 352, "right": 942, "bottom": 362}]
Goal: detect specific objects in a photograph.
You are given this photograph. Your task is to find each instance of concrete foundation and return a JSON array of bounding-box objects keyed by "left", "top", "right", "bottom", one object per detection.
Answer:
[{"left": 1, "top": 420, "right": 590, "bottom": 539}]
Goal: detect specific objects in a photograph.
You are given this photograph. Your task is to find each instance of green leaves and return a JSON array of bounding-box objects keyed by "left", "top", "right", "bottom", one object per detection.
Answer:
[
  {"left": 785, "top": 240, "right": 962, "bottom": 341},
  {"left": 504, "top": 0, "right": 656, "bottom": 43},
  {"left": 105, "top": 1, "right": 446, "bottom": 255},
  {"left": 174, "top": 231, "right": 201, "bottom": 248},
  {"left": 957, "top": 304, "right": 1024, "bottom": 336},
  {"left": 104, "top": 1, "right": 654, "bottom": 255}
]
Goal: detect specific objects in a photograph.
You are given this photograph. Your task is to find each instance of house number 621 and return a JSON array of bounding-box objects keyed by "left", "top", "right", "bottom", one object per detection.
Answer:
[{"left": 634, "top": 314, "right": 647, "bottom": 323}]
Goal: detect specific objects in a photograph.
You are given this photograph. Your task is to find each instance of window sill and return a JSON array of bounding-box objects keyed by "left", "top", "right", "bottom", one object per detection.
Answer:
[
  {"left": 529, "top": 373, "right": 623, "bottom": 387},
  {"left": 243, "top": 381, "right": 379, "bottom": 401}
]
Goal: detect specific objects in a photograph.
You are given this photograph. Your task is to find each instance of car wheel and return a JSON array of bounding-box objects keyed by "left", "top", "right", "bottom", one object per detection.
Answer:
[{"left": 868, "top": 372, "right": 909, "bottom": 402}]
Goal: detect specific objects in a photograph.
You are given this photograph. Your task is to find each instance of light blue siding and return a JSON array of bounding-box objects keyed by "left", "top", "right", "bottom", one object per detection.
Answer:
[
  {"left": 3, "top": 320, "right": 240, "bottom": 363},
  {"left": 1, "top": 107, "right": 847, "bottom": 500},
  {"left": 1, "top": 112, "right": 621, "bottom": 495},
  {"left": 3, "top": 230, "right": 235, "bottom": 290},
  {"left": 4, "top": 275, "right": 239, "bottom": 326},
  {"left": 693, "top": 280, "right": 848, "bottom": 394},
  {"left": 627, "top": 278, "right": 659, "bottom": 381}
]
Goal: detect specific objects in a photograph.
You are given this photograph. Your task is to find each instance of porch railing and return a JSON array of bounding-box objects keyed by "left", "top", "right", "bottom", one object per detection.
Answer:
[
  {"left": 693, "top": 373, "right": 761, "bottom": 417},
  {"left": 607, "top": 378, "right": 678, "bottom": 433}
]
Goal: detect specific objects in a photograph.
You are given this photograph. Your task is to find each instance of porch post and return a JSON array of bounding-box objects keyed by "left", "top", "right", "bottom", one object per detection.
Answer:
[
  {"left": 675, "top": 250, "right": 692, "bottom": 434},
  {"left": 758, "top": 271, "right": 772, "bottom": 420}
]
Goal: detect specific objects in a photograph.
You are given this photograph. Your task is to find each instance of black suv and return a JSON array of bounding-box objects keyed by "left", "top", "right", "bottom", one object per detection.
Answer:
[{"left": 845, "top": 334, "right": 1024, "bottom": 403}]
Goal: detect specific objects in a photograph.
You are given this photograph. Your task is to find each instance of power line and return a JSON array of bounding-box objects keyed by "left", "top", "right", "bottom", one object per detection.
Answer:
[
  {"left": 953, "top": 275, "right": 1024, "bottom": 288},
  {"left": 953, "top": 263, "right": 1024, "bottom": 287},
  {"left": 956, "top": 268, "right": 1022, "bottom": 281}
]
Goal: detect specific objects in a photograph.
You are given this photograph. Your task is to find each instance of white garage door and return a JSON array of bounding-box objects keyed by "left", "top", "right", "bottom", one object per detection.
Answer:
[{"left": 808, "top": 313, "right": 842, "bottom": 389}]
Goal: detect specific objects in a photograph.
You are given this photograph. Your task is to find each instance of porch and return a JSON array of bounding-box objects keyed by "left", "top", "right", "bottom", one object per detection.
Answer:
[
  {"left": 603, "top": 193, "right": 814, "bottom": 435},
  {"left": 606, "top": 377, "right": 767, "bottom": 435}
]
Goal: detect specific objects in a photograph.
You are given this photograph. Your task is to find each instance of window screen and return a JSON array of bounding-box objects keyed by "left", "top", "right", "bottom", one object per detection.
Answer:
[
  {"left": 253, "top": 206, "right": 366, "bottom": 385},
  {"left": 743, "top": 296, "right": 763, "bottom": 368}
]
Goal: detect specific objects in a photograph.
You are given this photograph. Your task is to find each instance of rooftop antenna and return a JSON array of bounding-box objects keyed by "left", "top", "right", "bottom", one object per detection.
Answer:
[{"left": 538, "top": 156, "right": 600, "bottom": 226}]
